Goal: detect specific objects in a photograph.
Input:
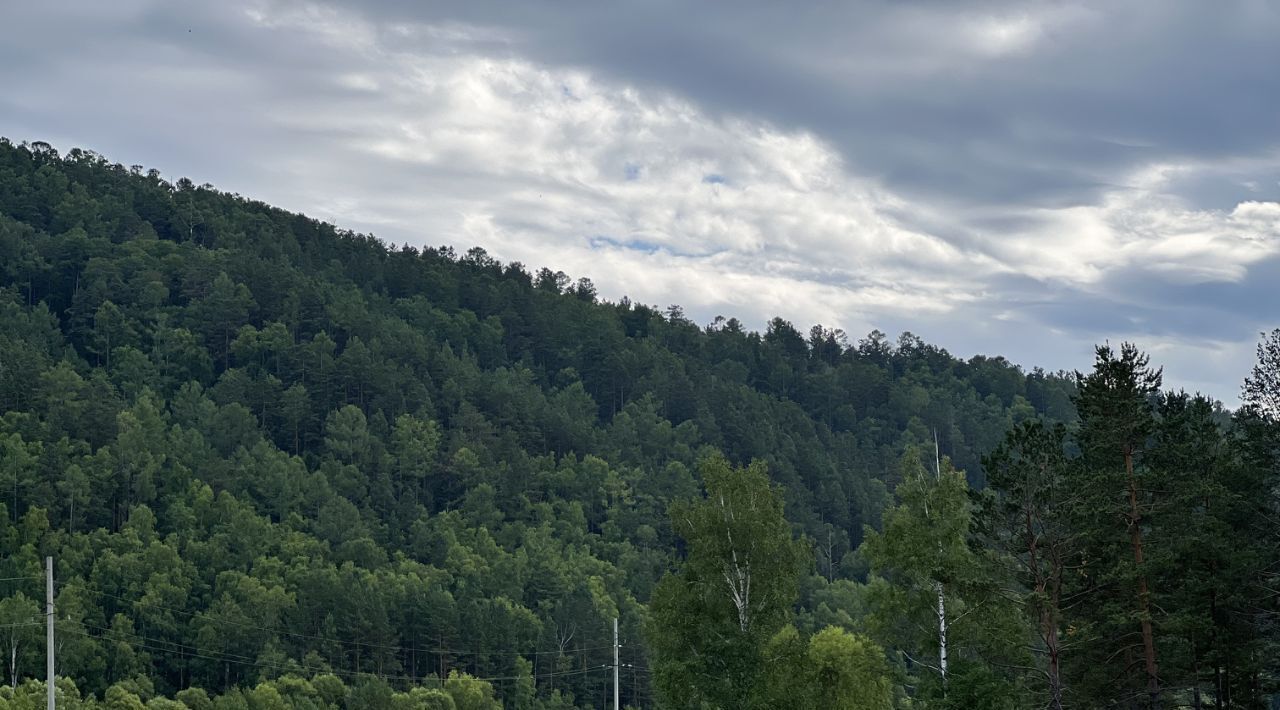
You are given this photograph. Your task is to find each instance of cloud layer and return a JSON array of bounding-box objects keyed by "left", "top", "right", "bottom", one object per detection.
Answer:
[{"left": 3, "top": 0, "right": 1279, "bottom": 403}]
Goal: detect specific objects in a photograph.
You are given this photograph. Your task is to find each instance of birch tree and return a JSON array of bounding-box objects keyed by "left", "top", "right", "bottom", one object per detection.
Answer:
[
  {"left": 1242, "top": 328, "right": 1280, "bottom": 420},
  {"left": 648, "top": 454, "right": 808, "bottom": 709},
  {"left": 0, "top": 593, "right": 40, "bottom": 688},
  {"left": 863, "top": 448, "right": 1026, "bottom": 707}
]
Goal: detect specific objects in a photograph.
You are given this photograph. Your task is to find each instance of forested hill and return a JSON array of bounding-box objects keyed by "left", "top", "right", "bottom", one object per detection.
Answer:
[{"left": 0, "top": 138, "right": 1071, "bottom": 707}]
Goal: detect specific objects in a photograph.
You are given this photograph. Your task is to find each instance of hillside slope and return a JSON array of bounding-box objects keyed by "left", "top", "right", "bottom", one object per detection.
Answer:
[{"left": 0, "top": 139, "right": 1074, "bottom": 707}]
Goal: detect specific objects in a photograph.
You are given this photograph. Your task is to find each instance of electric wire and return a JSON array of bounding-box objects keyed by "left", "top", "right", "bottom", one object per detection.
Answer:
[
  {"left": 63, "top": 581, "right": 613, "bottom": 659},
  {"left": 59, "top": 623, "right": 616, "bottom": 686},
  {"left": 0, "top": 619, "right": 43, "bottom": 628}
]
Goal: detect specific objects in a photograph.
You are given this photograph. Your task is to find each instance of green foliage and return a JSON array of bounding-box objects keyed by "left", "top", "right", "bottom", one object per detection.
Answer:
[
  {"left": 977, "top": 419, "right": 1073, "bottom": 708},
  {"left": 1068, "top": 343, "right": 1165, "bottom": 704},
  {"left": 648, "top": 455, "right": 808, "bottom": 709},
  {"left": 0, "top": 593, "right": 41, "bottom": 687},
  {"left": 862, "top": 450, "right": 1028, "bottom": 707},
  {"left": 1242, "top": 328, "right": 1280, "bottom": 420},
  {"left": 651, "top": 460, "right": 896, "bottom": 709},
  {"left": 974, "top": 344, "right": 1279, "bottom": 709},
  {"left": 0, "top": 139, "right": 1092, "bottom": 708},
  {"left": 755, "top": 625, "right": 892, "bottom": 710}
]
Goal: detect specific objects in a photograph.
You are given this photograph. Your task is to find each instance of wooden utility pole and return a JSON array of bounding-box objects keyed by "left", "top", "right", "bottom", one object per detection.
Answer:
[
  {"left": 46, "top": 556, "right": 54, "bottom": 710},
  {"left": 613, "top": 618, "right": 620, "bottom": 710}
]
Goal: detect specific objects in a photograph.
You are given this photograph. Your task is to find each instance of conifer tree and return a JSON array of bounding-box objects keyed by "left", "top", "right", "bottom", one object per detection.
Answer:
[
  {"left": 980, "top": 419, "right": 1075, "bottom": 709},
  {"left": 1071, "top": 343, "right": 1163, "bottom": 707}
]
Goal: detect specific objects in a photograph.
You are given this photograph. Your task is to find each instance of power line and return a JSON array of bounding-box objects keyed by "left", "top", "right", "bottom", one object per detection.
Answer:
[
  {"left": 60, "top": 623, "right": 613, "bottom": 686},
  {"left": 70, "top": 620, "right": 263, "bottom": 664},
  {"left": 63, "top": 582, "right": 612, "bottom": 659},
  {"left": 0, "top": 620, "right": 43, "bottom": 629},
  {"left": 59, "top": 624, "right": 421, "bottom": 685},
  {"left": 49, "top": 578, "right": 634, "bottom": 699}
]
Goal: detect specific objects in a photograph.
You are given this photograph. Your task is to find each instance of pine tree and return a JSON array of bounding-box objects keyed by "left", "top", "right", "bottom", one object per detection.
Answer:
[
  {"left": 1071, "top": 343, "right": 1163, "bottom": 707},
  {"left": 980, "top": 419, "right": 1075, "bottom": 709}
]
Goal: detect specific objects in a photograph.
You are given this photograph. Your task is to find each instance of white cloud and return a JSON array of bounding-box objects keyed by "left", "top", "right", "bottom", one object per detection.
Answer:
[
  {"left": 194, "top": 4, "right": 1280, "bottom": 402},
  {"left": 5, "top": 0, "right": 1279, "bottom": 403},
  {"left": 996, "top": 162, "right": 1280, "bottom": 287},
  {"left": 239, "top": 4, "right": 998, "bottom": 321}
]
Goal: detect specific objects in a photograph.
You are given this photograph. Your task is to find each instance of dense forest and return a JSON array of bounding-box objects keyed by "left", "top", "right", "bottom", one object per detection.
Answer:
[{"left": 0, "top": 138, "right": 1274, "bottom": 709}]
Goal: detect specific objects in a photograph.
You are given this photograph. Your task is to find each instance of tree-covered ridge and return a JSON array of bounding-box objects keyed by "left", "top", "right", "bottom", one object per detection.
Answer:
[
  {"left": 0, "top": 137, "right": 1077, "bottom": 708},
  {"left": 637, "top": 340, "right": 1278, "bottom": 708}
]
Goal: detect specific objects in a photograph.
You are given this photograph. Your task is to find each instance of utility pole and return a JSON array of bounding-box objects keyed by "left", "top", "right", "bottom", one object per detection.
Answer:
[
  {"left": 613, "top": 618, "right": 620, "bottom": 710},
  {"left": 46, "top": 556, "right": 54, "bottom": 710}
]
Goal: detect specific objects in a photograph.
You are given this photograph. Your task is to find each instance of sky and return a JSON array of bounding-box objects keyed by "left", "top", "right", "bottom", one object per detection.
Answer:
[{"left": 3, "top": 0, "right": 1279, "bottom": 404}]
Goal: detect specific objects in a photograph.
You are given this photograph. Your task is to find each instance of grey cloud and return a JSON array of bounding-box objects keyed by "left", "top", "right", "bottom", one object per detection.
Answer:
[
  {"left": 3, "top": 0, "right": 1279, "bottom": 404},
  {"left": 1162, "top": 169, "right": 1280, "bottom": 211},
  {"left": 1100, "top": 256, "right": 1280, "bottom": 331},
  {"left": 318, "top": 0, "right": 1280, "bottom": 208}
]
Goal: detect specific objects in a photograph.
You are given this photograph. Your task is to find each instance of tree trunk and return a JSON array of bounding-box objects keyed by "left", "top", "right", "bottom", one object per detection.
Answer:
[
  {"left": 1190, "top": 635, "right": 1203, "bottom": 710},
  {"left": 1029, "top": 502, "right": 1066, "bottom": 710},
  {"left": 1223, "top": 655, "right": 1231, "bottom": 708},
  {"left": 936, "top": 579, "right": 948, "bottom": 687},
  {"left": 1043, "top": 603, "right": 1063, "bottom": 710},
  {"left": 1125, "top": 446, "right": 1160, "bottom": 708},
  {"left": 1214, "top": 662, "right": 1223, "bottom": 709},
  {"left": 1049, "top": 550, "right": 1068, "bottom": 710}
]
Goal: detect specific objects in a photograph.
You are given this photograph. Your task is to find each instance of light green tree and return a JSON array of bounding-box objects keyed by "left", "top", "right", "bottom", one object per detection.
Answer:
[
  {"left": 648, "top": 454, "right": 808, "bottom": 709},
  {"left": 0, "top": 594, "right": 40, "bottom": 687},
  {"left": 755, "top": 625, "right": 892, "bottom": 710},
  {"left": 863, "top": 447, "right": 1025, "bottom": 707},
  {"left": 442, "top": 671, "right": 501, "bottom": 710}
]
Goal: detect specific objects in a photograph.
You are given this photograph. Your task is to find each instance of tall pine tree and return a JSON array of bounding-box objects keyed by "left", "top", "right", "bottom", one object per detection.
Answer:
[
  {"left": 1071, "top": 343, "right": 1163, "bottom": 707},
  {"left": 980, "top": 419, "right": 1075, "bottom": 709}
]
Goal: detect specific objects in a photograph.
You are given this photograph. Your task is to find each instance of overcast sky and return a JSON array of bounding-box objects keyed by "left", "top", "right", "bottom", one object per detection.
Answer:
[{"left": 4, "top": 0, "right": 1279, "bottom": 403}]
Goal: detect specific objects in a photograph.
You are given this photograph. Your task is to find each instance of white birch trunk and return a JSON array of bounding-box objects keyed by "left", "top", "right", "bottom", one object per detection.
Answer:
[
  {"left": 933, "top": 432, "right": 948, "bottom": 686},
  {"left": 719, "top": 493, "right": 752, "bottom": 632},
  {"left": 936, "top": 579, "right": 948, "bottom": 684}
]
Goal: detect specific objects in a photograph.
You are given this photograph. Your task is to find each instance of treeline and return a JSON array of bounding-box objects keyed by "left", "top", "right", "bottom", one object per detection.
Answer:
[
  {"left": 876, "top": 341, "right": 1279, "bottom": 707},
  {"left": 648, "top": 342, "right": 1280, "bottom": 708},
  {"left": 3, "top": 672, "right": 508, "bottom": 710},
  {"left": 0, "top": 137, "right": 1076, "bottom": 709}
]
